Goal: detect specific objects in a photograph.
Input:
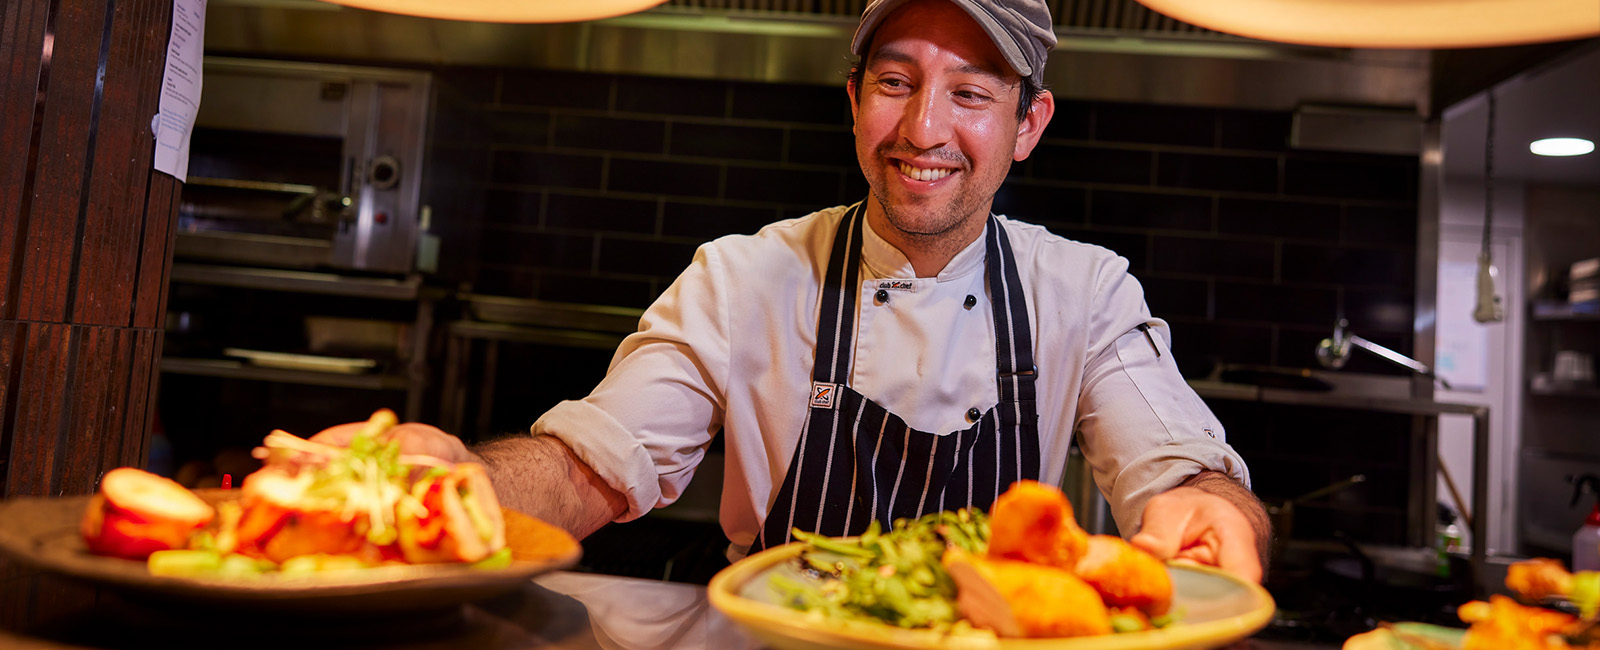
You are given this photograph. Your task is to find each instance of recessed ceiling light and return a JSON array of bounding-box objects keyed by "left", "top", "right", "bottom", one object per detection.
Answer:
[
  {"left": 1530, "top": 138, "right": 1596, "bottom": 157},
  {"left": 316, "top": 0, "right": 668, "bottom": 23},
  {"left": 1132, "top": 0, "right": 1600, "bottom": 48}
]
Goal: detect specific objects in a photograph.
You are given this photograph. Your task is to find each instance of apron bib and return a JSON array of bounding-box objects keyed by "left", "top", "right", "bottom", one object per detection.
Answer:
[{"left": 752, "top": 202, "right": 1041, "bottom": 552}]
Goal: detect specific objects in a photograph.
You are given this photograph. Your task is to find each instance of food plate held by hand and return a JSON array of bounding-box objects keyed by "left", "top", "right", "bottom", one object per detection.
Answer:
[
  {"left": 708, "top": 481, "right": 1274, "bottom": 650},
  {"left": 0, "top": 410, "right": 581, "bottom": 615}
]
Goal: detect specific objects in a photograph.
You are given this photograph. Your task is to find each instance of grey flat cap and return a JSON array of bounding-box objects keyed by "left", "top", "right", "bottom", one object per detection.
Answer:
[{"left": 850, "top": 0, "right": 1057, "bottom": 87}]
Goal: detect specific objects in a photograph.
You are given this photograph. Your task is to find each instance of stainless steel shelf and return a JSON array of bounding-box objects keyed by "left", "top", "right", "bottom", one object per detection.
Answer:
[
  {"left": 168, "top": 263, "right": 432, "bottom": 300},
  {"left": 1529, "top": 384, "right": 1600, "bottom": 398},
  {"left": 1531, "top": 300, "right": 1600, "bottom": 321},
  {"left": 160, "top": 357, "right": 410, "bottom": 391}
]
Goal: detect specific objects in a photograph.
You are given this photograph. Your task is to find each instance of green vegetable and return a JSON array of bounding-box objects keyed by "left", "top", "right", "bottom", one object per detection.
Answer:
[
  {"left": 1571, "top": 571, "right": 1600, "bottom": 619},
  {"left": 471, "top": 547, "right": 513, "bottom": 570},
  {"left": 1150, "top": 610, "right": 1182, "bottom": 628},
  {"left": 771, "top": 509, "right": 991, "bottom": 632},
  {"left": 460, "top": 485, "right": 495, "bottom": 543},
  {"left": 217, "top": 554, "right": 276, "bottom": 578},
  {"left": 149, "top": 550, "right": 223, "bottom": 576},
  {"left": 1109, "top": 613, "right": 1144, "bottom": 633}
]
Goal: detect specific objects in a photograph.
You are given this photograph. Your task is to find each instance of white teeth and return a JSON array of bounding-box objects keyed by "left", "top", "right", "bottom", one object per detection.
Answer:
[{"left": 897, "top": 161, "right": 953, "bottom": 182}]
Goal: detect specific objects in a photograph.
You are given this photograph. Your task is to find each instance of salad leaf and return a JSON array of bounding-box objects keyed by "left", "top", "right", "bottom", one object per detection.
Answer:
[{"left": 773, "top": 508, "right": 991, "bottom": 631}]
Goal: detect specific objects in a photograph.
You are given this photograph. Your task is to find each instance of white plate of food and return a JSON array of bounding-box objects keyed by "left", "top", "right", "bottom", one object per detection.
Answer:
[{"left": 708, "top": 482, "right": 1274, "bottom": 650}]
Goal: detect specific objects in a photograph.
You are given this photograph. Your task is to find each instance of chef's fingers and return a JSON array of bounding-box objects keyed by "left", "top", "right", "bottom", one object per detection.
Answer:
[
  {"left": 1128, "top": 495, "right": 1193, "bottom": 561},
  {"left": 309, "top": 422, "right": 364, "bottom": 446},
  {"left": 1173, "top": 534, "right": 1218, "bottom": 566},
  {"left": 1211, "top": 515, "right": 1264, "bottom": 583},
  {"left": 310, "top": 421, "right": 475, "bottom": 463}
]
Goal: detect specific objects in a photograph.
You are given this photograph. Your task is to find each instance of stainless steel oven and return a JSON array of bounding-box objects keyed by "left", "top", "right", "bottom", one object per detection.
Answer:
[{"left": 179, "top": 58, "right": 431, "bottom": 274}]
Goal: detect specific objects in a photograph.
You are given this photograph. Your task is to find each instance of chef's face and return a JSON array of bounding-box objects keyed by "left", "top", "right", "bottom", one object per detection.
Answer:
[{"left": 848, "top": 0, "right": 1052, "bottom": 241}]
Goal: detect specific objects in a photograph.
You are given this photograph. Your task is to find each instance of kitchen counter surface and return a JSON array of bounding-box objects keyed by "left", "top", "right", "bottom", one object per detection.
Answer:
[{"left": 0, "top": 570, "right": 1343, "bottom": 650}]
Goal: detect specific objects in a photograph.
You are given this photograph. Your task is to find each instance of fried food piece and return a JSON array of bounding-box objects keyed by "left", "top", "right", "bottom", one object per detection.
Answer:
[
  {"left": 1507, "top": 558, "right": 1575, "bottom": 603},
  {"left": 1074, "top": 534, "right": 1174, "bottom": 616},
  {"left": 987, "top": 480, "right": 1088, "bottom": 570},
  {"left": 81, "top": 468, "right": 216, "bottom": 560},
  {"left": 944, "top": 547, "right": 1112, "bottom": 638},
  {"left": 1458, "top": 595, "right": 1579, "bottom": 650},
  {"left": 397, "top": 463, "right": 506, "bottom": 563},
  {"left": 232, "top": 467, "right": 386, "bottom": 564}
]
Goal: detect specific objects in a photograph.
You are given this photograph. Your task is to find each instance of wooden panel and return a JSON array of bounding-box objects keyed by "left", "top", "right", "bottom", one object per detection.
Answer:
[
  {"left": 0, "top": 0, "right": 49, "bottom": 319},
  {"left": 59, "top": 327, "right": 112, "bottom": 494},
  {"left": 4, "top": 323, "right": 70, "bottom": 498},
  {"left": 119, "top": 330, "right": 160, "bottom": 470},
  {"left": 132, "top": 173, "right": 180, "bottom": 330},
  {"left": 122, "top": 331, "right": 151, "bottom": 471},
  {"left": 14, "top": 0, "right": 108, "bottom": 324},
  {"left": 0, "top": 0, "right": 178, "bottom": 627},
  {"left": 77, "top": 0, "right": 170, "bottom": 327},
  {"left": 0, "top": 0, "right": 177, "bottom": 505},
  {"left": 0, "top": 321, "right": 14, "bottom": 485}
]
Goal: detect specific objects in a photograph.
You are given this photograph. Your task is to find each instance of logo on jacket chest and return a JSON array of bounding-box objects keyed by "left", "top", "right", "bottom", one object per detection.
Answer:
[{"left": 876, "top": 279, "right": 919, "bottom": 293}]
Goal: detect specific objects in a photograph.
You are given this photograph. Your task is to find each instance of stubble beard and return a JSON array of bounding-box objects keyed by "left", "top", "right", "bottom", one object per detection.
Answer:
[{"left": 864, "top": 146, "right": 990, "bottom": 257}]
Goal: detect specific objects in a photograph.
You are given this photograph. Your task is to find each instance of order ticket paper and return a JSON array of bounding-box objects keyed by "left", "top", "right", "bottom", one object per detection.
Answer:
[{"left": 153, "top": 0, "right": 205, "bottom": 181}]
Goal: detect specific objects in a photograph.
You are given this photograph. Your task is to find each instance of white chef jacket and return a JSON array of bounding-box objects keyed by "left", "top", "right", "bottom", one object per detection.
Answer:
[{"left": 531, "top": 204, "right": 1250, "bottom": 554}]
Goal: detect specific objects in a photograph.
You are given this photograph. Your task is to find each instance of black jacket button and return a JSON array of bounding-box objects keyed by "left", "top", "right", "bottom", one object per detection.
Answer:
[
  {"left": 875, "top": 289, "right": 889, "bottom": 303},
  {"left": 967, "top": 407, "right": 981, "bottom": 422},
  {"left": 963, "top": 295, "right": 977, "bottom": 310}
]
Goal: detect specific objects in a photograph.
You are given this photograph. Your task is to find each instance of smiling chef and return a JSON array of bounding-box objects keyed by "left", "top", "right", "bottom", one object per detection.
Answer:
[{"left": 318, "top": 0, "right": 1272, "bottom": 583}]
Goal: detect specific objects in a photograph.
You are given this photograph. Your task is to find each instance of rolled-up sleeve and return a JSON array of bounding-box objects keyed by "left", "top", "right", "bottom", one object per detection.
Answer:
[
  {"left": 532, "top": 243, "right": 731, "bottom": 522},
  {"left": 1073, "top": 262, "right": 1249, "bottom": 535}
]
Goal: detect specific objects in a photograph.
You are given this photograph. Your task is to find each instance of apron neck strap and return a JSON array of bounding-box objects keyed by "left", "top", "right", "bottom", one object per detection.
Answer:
[
  {"left": 812, "top": 202, "right": 866, "bottom": 385},
  {"left": 984, "top": 215, "right": 1036, "bottom": 378}
]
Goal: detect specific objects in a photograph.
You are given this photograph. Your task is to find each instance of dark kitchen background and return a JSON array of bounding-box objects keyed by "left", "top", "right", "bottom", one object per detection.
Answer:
[{"left": 419, "top": 66, "right": 1423, "bottom": 536}]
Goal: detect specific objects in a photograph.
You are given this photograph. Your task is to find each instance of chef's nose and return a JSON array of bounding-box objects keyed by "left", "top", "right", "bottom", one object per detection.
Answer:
[{"left": 900, "top": 87, "right": 954, "bottom": 150}]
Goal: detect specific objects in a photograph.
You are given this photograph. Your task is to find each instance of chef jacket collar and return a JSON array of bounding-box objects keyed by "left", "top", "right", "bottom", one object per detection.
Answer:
[{"left": 860, "top": 212, "right": 990, "bottom": 282}]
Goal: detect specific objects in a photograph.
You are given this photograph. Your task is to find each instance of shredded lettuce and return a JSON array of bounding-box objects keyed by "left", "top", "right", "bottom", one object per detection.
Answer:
[{"left": 286, "top": 424, "right": 421, "bottom": 547}]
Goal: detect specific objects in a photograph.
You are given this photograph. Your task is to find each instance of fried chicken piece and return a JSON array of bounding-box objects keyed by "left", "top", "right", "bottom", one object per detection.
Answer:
[
  {"left": 1074, "top": 534, "right": 1174, "bottom": 616},
  {"left": 1507, "top": 558, "right": 1575, "bottom": 603},
  {"left": 987, "top": 480, "right": 1088, "bottom": 570},
  {"left": 944, "top": 547, "right": 1112, "bottom": 638},
  {"left": 1458, "top": 595, "right": 1579, "bottom": 650}
]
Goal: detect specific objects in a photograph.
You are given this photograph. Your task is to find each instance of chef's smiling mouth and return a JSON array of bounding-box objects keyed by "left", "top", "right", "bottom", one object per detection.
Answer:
[{"left": 893, "top": 158, "right": 958, "bottom": 182}]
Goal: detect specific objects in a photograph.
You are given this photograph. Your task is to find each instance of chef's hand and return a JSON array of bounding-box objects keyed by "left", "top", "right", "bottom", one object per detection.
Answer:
[
  {"left": 310, "top": 421, "right": 478, "bottom": 465},
  {"left": 1130, "top": 471, "right": 1271, "bottom": 583}
]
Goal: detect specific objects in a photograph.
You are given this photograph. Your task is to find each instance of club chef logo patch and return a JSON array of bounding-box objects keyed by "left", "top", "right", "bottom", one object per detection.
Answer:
[
  {"left": 876, "top": 279, "right": 918, "bottom": 292},
  {"left": 810, "top": 382, "right": 837, "bottom": 409}
]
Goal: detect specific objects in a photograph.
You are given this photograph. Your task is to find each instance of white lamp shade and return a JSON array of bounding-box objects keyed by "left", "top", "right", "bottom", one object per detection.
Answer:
[
  {"left": 1134, "top": 0, "right": 1600, "bottom": 49},
  {"left": 319, "top": 0, "right": 671, "bottom": 23}
]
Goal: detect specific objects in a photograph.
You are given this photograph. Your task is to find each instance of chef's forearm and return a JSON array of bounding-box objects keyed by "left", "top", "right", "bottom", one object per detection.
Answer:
[
  {"left": 1181, "top": 470, "right": 1273, "bottom": 568},
  {"left": 472, "top": 434, "right": 628, "bottom": 540}
]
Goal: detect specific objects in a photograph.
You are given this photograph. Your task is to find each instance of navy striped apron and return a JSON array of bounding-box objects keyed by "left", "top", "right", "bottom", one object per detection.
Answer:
[{"left": 751, "top": 202, "right": 1041, "bottom": 552}]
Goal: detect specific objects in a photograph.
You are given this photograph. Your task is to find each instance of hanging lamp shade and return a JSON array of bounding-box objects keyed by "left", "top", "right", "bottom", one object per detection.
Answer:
[
  {"left": 1134, "top": 0, "right": 1600, "bottom": 49},
  {"left": 317, "top": 0, "right": 671, "bottom": 23}
]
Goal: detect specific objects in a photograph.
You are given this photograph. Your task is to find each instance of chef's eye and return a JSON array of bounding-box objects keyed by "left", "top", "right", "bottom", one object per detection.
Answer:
[
  {"left": 877, "top": 78, "right": 910, "bottom": 92},
  {"left": 954, "top": 90, "right": 992, "bottom": 105}
]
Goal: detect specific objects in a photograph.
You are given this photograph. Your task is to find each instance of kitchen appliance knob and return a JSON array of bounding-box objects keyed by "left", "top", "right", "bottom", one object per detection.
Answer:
[{"left": 370, "top": 155, "right": 401, "bottom": 190}]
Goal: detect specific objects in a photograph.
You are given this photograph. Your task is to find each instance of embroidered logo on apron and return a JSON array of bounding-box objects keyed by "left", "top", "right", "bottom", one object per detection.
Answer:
[{"left": 810, "top": 382, "right": 838, "bottom": 409}]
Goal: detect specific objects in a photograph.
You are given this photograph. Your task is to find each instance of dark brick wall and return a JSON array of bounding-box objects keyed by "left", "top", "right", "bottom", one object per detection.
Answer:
[
  {"left": 436, "top": 68, "right": 1417, "bottom": 374},
  {"left": 432, "top": 67, "right": 1422, "bottom": 546}
]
